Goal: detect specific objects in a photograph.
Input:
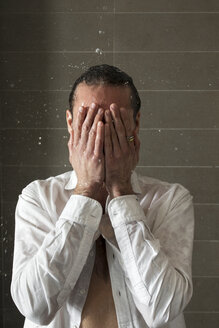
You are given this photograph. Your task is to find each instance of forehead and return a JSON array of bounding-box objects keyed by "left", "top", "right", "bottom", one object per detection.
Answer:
[{"left": 73, "top": 82, "right": 133, "bottom": 111}]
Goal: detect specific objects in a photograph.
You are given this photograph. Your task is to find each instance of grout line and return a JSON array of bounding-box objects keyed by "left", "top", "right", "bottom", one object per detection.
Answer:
[
  {"left": 138, "top": 89, "right": 219, "bottom": 92},
  {"left": 194, "top": 240, "right": 219, "bottom": 242},
  {"left": 1, "top": 89, "right": 219, "bottom": 92},
  {"left": 184, "top": 311, "right": 219, "bottom": 313},
  {"left": 112, "top": 50, "right": 219, "bottom": 53},
  {"left": 2, "top": 127, "right": 68, "bottom": 130},
  {"left": 1, "top": 11, "right": 219, "bottom": 14},
  {"left": 192, "top": 276, "right": 219, "bottom": 278},
  {"left": 137, "top": 165, "right": 215, "bottom": 168},
  {"left": 140, "top": 128, "right": 219, "bottom": 131},
  {"left": 116, "top": 11, "right": 219, "bottom": 14},
  {"left": 115, "top": 11, "right": 219, "bottom": 14},
  {"left": 1, "top": 50, "right": 219, "bottom": 53},
  {"left": 194, "top": 203, "right": 219, "bottom": 205},
  {"left": 1, "top": 127, "right": 219, "bottom": 131},
  {"left": 0, "top": 89, "right": 72, "bottom": 92}
]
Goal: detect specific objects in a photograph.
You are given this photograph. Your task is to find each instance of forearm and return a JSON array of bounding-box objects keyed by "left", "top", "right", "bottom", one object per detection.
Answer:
[
  {"left": 107, "top": 192, "right": 194, "bottom": 328},
  {"left": 11, "top": 193, "right": 102, "bottom": 326}
]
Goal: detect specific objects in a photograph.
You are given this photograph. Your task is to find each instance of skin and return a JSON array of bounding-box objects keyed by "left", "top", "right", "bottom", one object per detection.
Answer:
[{"left": 66, "top": 82, "right": 141, "bottom": 203}]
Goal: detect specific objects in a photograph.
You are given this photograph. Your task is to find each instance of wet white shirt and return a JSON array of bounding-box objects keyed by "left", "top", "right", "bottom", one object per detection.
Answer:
[{"left": 11, "top": 169, "right": 194, "bottom": 328}]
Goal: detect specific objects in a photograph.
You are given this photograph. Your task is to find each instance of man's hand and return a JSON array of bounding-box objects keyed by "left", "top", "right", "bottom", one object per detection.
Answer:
[
  {"left": 104, "top": 103, "right": 140, "bottom": 198},
  {"left": 68, "top": 102, "right": 105, "bottom": 201}
]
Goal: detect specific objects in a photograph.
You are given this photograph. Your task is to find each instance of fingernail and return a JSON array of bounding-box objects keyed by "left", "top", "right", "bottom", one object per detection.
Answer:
[
  {"left": 98, "top": 108, "right": 103, "bottom": 114},
  {"left": 79, "top": 106, "right": 83, "bottom": 112},
  {"left": 110, "top": 103, "right": 116, "bottom": 110},
  {"left": 91, "top": 102, "right": 96, "bottom": 109}
]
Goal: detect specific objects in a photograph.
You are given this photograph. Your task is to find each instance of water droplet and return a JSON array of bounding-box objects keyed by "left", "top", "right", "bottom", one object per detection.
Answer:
[
  {"left": 38, "top": 136, "right": 42, "bottom": 140},
  {"left": 95, "top": 48, "right": 103, "bottom": 55}
]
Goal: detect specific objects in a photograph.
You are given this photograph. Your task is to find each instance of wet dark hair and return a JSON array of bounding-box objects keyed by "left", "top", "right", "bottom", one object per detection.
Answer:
[{"left": 68, "top": 64, "right": 141, "bottom": 123}]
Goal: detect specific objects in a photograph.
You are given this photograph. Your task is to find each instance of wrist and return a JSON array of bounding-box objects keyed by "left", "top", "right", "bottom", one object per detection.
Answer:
[
  {"left": 108, "top": 183, "right": 134, "bottom": 199},
  {"left": 73, "top": 183, "right": 105, "bottom": 202}
]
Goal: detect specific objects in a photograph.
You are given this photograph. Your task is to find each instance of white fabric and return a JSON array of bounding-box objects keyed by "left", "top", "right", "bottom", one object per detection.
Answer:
[{"left": 10, "top": 169, "right": 194, "bottom": 328}]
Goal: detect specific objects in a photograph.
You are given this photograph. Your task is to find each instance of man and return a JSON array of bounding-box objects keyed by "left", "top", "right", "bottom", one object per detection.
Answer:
[{"left": 11, "top": 64, "right": 194, "bottom": 328}]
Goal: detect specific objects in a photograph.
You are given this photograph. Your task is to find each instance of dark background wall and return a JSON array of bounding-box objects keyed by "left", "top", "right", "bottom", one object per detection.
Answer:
[{"left": 1, "top": 1, "right": 219, "bottom": 327}]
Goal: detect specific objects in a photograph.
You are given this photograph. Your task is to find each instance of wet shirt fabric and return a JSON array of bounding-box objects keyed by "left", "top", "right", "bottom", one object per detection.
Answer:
[{"left": 11, "top": 169, "right": 195, "bottom": 328}]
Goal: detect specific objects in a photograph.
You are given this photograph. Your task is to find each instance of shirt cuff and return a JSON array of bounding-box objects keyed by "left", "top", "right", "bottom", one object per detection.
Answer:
[
  {"left": 59, "top": 194, "right": 103, "bottom": 231},
  {"left": 108, "top": 194, "right": 146, "bottom": 228}
]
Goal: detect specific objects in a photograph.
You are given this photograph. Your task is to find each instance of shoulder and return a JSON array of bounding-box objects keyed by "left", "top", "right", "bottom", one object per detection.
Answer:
[
  {"left": 135, "top": 171, "right": 193, "bottom": 210},
  {"left": 21, "top": 170, "right": 72, "bottom": 197}
]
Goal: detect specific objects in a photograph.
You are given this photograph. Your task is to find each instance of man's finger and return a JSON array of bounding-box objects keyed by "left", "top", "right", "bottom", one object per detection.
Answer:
[
  {"left": 104, "top": 123, "right": 113, "bottom": 159},
  {"left": 120, "top": 107, "right": 135, "bottom": 151},
  {"left": 94, "top": 121, "right": 104, "bottom": 159},
  {"left": 105, "top": 108, "right": 120, "bottom": 155},
  {"left": 74, "top": 106, "right": 87, "bottom": 146},
  {"left": 68, "top": 130, "right": 74, "bottom": 158},
  {"left": 80, "top": 103, "right": 98, "bottom": 147},
  {"left": 110, "top": 104, "right": 129, "bottom": 151},
  {"left": 134, "top": 130, "right": 141, "bottom": 161},
  {"left": 87, "top": 107, "right": 104, "bottom": 155}
]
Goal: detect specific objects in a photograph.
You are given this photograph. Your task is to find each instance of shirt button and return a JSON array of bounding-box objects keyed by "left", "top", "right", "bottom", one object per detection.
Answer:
[
  {"left": 118, "top": 291, "right": 121, "bottom": 296},
  {"left": 113, "top": 253, "right": 115, "bottom": 259}
]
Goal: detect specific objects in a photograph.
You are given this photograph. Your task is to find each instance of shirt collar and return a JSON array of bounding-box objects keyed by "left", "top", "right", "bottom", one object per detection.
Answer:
[{"left": 64, "top": 169, "right": 142, "bottom": 195}]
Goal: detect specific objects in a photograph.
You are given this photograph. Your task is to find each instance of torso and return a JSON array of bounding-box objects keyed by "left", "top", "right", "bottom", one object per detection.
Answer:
[{"left": 80, "top": 197, "right": 119, "bottom": 328}]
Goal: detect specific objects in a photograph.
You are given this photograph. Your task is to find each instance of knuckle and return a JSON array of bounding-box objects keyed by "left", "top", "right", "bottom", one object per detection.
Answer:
[
  {"left": 82, "top": 124, "right": 89, "bottom": 133},
  {"left": 89, "top": 128, "right": 96, "bottom": 136}
]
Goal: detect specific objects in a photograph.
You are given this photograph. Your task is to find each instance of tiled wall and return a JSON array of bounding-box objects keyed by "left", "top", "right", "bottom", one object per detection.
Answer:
[{"left": 1, "top": 1, "right": 219, "bottom": 327}]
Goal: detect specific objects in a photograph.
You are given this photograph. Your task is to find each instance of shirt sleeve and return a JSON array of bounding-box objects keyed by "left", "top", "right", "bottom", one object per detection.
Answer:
[
  {"left": 10, "top": 184, "right": 102, "bottom": 326},
  {"left": 107, "top": 187, "right": 195, "bottom": 328}
]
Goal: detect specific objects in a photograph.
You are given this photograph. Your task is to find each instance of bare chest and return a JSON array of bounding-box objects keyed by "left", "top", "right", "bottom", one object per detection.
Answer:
[{"left": 80, "top": 236, "right": 118, "bottom": 328}]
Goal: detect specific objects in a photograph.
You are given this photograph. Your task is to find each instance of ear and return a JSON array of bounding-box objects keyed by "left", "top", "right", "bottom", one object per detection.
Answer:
[
  {"left": 66, "top": 109, "right": 73, "bottom": 134},
  {"left": 133, "top": 111, "right": 141, "bottom": 135}
]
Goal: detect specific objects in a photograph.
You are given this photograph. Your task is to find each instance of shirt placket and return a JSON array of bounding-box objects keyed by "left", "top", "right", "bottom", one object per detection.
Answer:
[{"left": 106, "top": 241, "right": 134, "bottom": 328}]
